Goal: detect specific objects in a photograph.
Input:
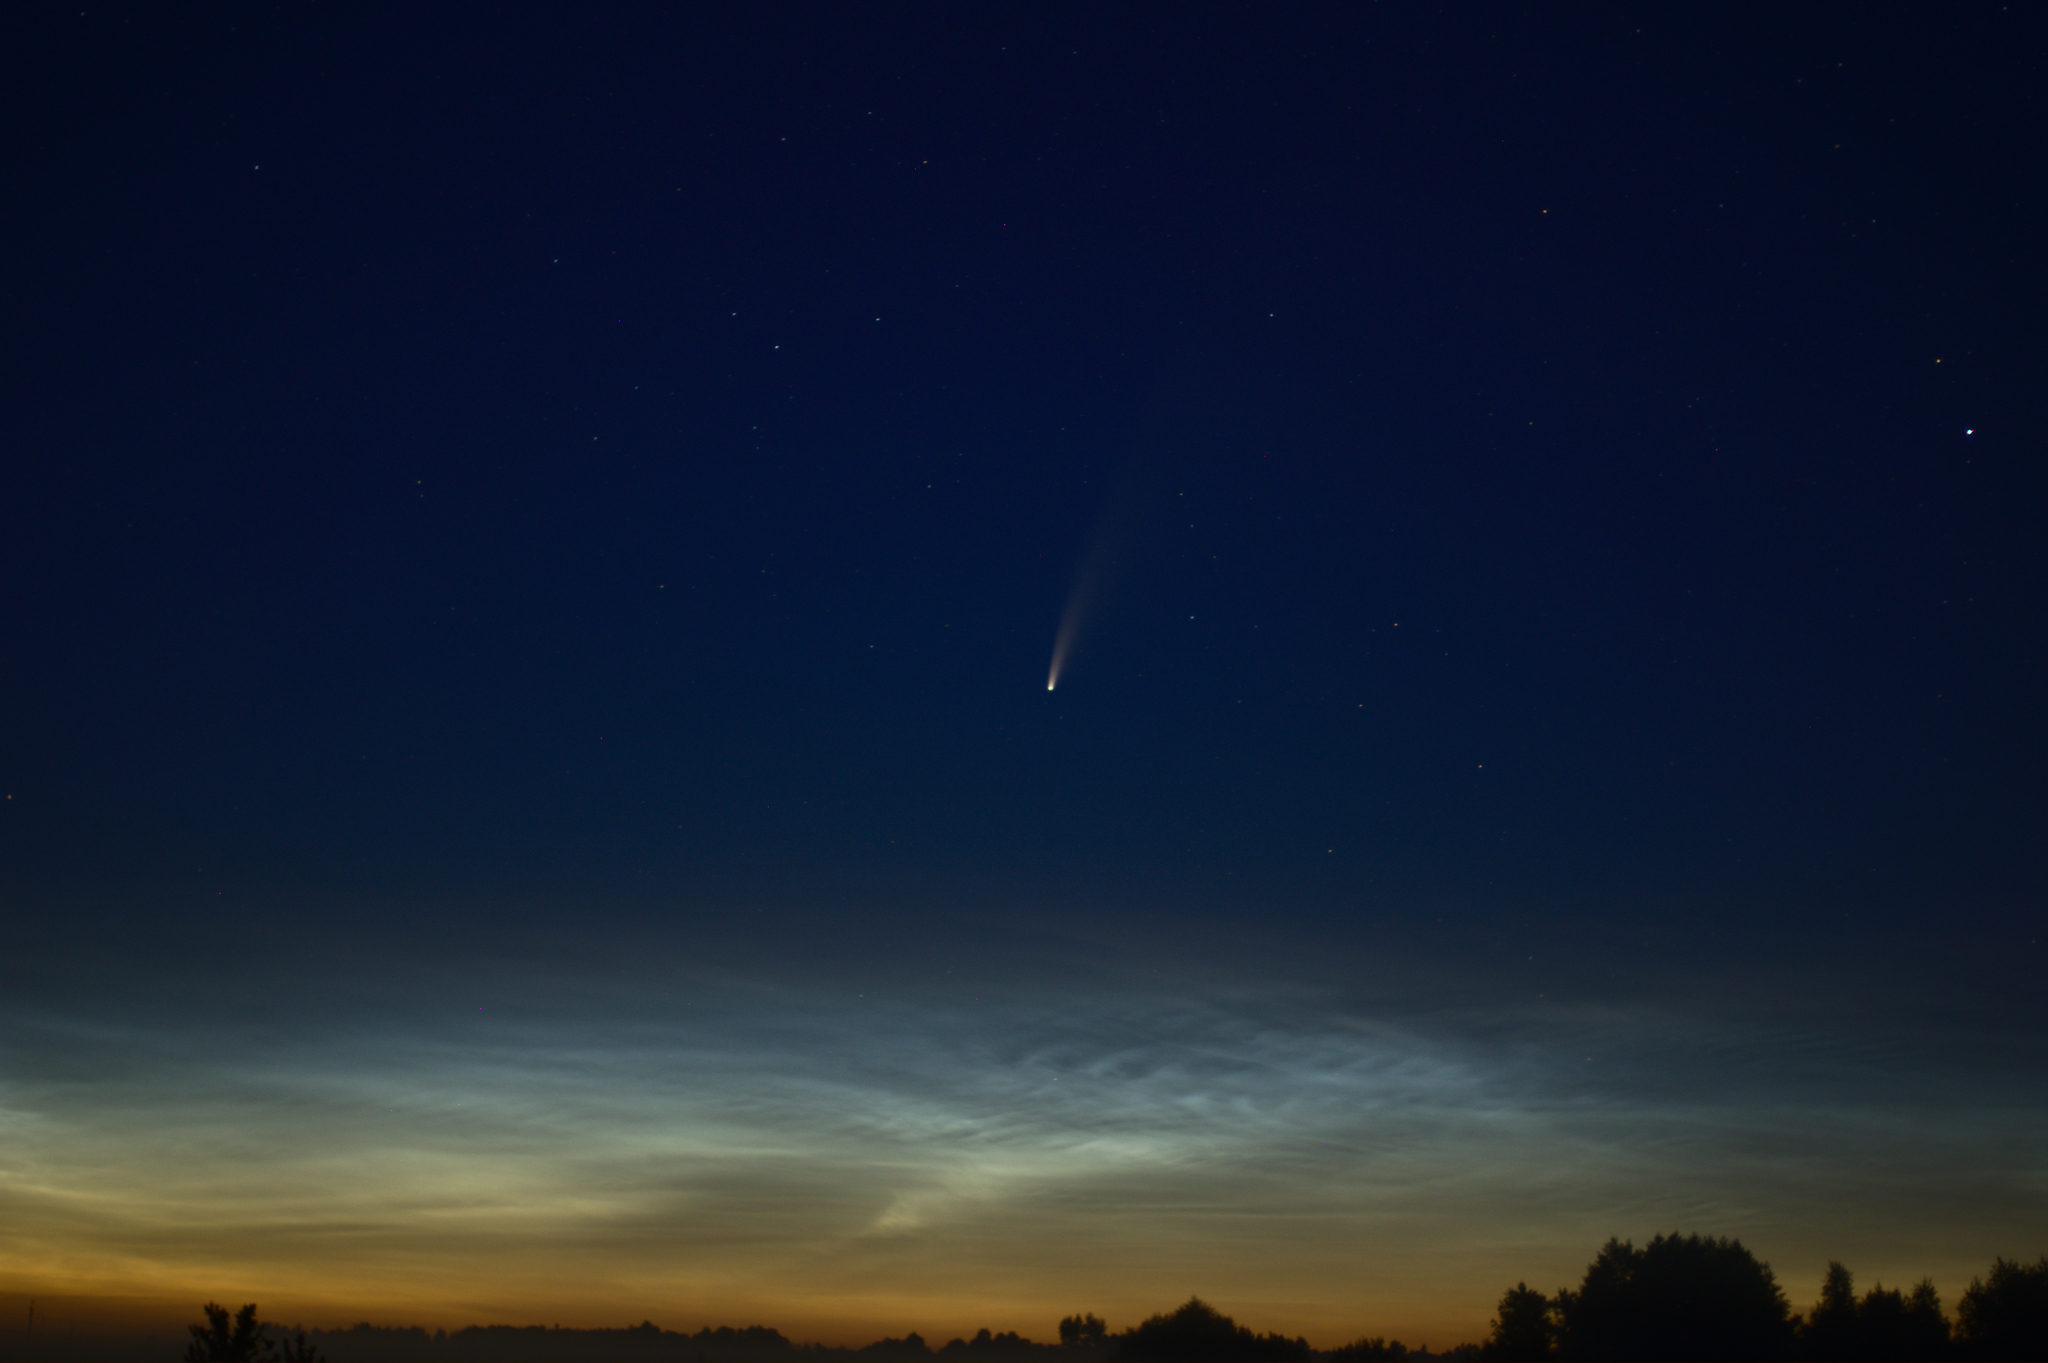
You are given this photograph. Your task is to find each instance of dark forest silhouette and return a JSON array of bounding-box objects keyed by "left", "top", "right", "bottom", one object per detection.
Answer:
[
  {"left": 1470, "top": 1238, "right": 2047, "bottom": 1363},
  {"left": 175, "top": 1241, "right": 2047, "bottom": 1363}
]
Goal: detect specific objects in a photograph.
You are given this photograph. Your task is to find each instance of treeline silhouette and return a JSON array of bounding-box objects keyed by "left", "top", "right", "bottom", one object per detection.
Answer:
[
  {"left": 1471, "top": 1236, "right": 2048, "bottom": 1363},
  {"left": 182, "top": 1237, "right": 2048, "bottom": 1363}
]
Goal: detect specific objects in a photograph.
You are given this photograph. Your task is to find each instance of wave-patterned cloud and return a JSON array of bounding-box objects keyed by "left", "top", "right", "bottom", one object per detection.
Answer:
[{"left": 2, "top": 911, "right": 2041, "bottom": 1345}]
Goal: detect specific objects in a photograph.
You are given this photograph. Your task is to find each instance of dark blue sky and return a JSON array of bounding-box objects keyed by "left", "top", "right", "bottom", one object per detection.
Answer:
[{"left": 2, "top": 2, "right": 2042, "bottom": 1348}]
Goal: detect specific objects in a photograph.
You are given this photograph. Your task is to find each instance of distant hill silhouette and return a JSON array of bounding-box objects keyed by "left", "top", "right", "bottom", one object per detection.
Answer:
[
  {"left": 289, "top": 1320, "right": 1110, "bottom": 1362},
  {"left": 280, "top": 1311, "right": 1472, "bottom": 1363}
]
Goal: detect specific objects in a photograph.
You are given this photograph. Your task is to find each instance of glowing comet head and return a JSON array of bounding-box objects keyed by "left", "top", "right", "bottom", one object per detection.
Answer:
[
  {"left": 1046, "top": 519, "right": 1101, "bottom": 693},
  {"left": 1046, "top": 615, "right": 1076, "bottom": 693}
]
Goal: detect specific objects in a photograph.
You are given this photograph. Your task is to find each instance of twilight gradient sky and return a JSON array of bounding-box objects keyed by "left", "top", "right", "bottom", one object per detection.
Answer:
[{"left": 3, "top": 2, "right": 2044, "bottom": 1351}]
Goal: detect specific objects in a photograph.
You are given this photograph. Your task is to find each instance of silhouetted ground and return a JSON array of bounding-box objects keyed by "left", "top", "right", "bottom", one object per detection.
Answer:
[
  {"left": 12, "top": 1245, "right": 2044, "bottom": 1361},
  {"left": 276, "top": 1319, "right": 1474, "bottom": 1363}
]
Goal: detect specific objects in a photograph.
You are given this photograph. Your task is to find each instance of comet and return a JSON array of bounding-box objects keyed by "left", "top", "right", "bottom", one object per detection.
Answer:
[
  {"left": 1045, "top": 549, "right": 1092, "bottom": 693},
  {"left": 1040, "top": 435, "right": 1155, "bottom": 691},
  {"left": 1045, "top": 614, "right": 1073, "bottom": 692}
]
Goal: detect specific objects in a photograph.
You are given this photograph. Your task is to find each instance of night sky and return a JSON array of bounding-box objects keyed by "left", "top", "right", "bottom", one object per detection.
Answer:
[{"left": 3, "top": 3, "right": 2043, "bottom": 1352}]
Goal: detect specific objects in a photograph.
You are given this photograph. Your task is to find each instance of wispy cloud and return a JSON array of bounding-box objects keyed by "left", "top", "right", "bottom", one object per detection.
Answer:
[{"left": 1, "top": 911, "right": 2041, "bottom": 1343}]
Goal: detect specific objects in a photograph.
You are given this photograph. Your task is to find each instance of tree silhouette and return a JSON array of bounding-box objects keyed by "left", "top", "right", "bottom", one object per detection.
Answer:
[
  {"left": 1551, "top": 1234, "right": 1794, "bottom": 1362},
  {"left": 1798, "top": 1261, "right": 1950, "bottom": 1362},
  {"left": 274, "top": 1331, "right": 325, "bottom": 1362},
  {"left": 1113, "top": 1297, "right": 1312, "bottom": 1363},
  {"left": 186, "top": 1303, "right": 324, "bottom": 1362},
  {"left": 1800, "top": 1261, "right": 1860, "bottom": 1361},
  {"left": 1059, "top": 1314, "right": 1107, "bottom": 1349},
  {"left": 1855, "top": 1278, "right": 1951, "bottom": 1362},
  {"left": 1478, "top": 1282, "right": 1555, "bottom": 1361},
  {"left": 188, "top": 1303, "right": 266, "bottom": 1362},
  {"left": 1956, "top": 1255, "right": 2048, "bottom": 1361}
]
